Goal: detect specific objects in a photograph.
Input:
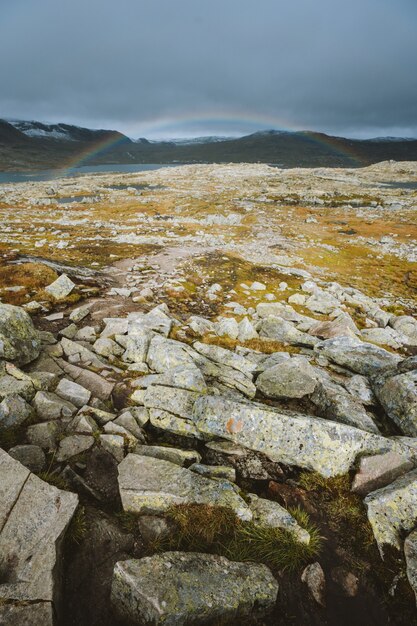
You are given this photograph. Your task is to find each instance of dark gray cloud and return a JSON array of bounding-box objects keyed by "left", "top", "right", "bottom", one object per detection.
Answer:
[{"left": 1, "top": 0, "right": 416, "bottom": 138}]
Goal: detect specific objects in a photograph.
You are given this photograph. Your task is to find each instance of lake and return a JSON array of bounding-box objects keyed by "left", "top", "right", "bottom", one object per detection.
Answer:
[{"left": 0, "top": 163, "right": 178, "bottom": 184}]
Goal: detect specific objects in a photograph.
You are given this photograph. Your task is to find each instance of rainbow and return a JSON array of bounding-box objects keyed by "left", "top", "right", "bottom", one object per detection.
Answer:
[{"left": 55, "top": 111, "right": 364, "bottom": 176}]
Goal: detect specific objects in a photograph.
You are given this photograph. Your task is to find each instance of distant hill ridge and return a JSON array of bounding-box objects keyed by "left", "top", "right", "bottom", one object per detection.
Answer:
[{"left": 1, "top": 118, "right": 416, "bottom": 171}]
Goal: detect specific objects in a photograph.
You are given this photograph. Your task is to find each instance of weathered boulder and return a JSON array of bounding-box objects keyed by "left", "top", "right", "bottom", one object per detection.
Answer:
[
  {"left": 55, "top": 377, "right": 91, "bottom": 408},
  {"left": 258, "top": 317, "right": 319, "bottom": 347},
  {"left": 117, "top": 454, "right": 252, "bottom": 520},
  {"left": 33, "top": 390, "right": 77, "bottom": 421},
  {"left": 192, "top": 395, "right": 411, "bottom": 477},
  {"left": 310, "top": 371, "right": 379, "bottom": 433},
  {"left": 111, "top": 552, "right": 278, "bottom": 625},
  {"left": 0, "top": 304, "right": 41, "bottom": 366},
  {"left": 364, "top": 469, "right": 417, "bottom": 553},
  {"left": 344, "top": 374, "right": 376, "bottom": 406},
  {"left": 0, "top": 394, "right": 32, "bottom": 430},
  {"left": 391, "top": 315, "right": 417, "bottom": 346},
  {"left": 0, "top": 449, "right": 78, "bottom": 621},
  {"left": 314, "top": 337, "right": 401, "bottom": 378},
  {"left": 133, "top": 444, "right": 201, "bottom": 466},
  {"left": 309, "top": 313, "right": 359, "bottom": 339},
  {"left": 373, "top": 370, "right": 417, "bottom": 437},
  {"left": 144, "top": 385, "right": 201, "bottom": 420},
  {"left": 256, "top": 357, "right": 317, "bottom": 399}
]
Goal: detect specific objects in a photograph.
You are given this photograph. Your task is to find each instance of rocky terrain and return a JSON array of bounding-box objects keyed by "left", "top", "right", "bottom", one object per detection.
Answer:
[{"left": 0, "top": 161, "right": 417, "bottom": 625}]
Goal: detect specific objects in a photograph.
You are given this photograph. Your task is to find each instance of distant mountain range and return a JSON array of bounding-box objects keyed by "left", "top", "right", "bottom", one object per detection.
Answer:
[{"left": 1, "top": 119, "right": 417, "bottom": 172}]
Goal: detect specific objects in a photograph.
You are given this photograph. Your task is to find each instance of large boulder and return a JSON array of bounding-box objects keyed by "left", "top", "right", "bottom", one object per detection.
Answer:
[
  {"left": 117, "top": 453, "right": 251, "bottom": 520},
  {"left": 0, "top": 304, "right": 41, "bottom": 366},
  {"left": 192, "top": 395, "right": 413, "bottom": 477},
  {"left": 373, "top": 370, "right": 417, "bottom": 437},
  {"left": 256, "top": 357, "right": 318, "bottom": 399},
  {"left": 364, "top": 469, "right": 417, "bottom": 554},
  {"left": 111, "top": 552, "right": 278, "bottom": 625},
  {"left": 0, "top": 448, "right": 78, "bottom": 623},
  {"left": 314, "top": 336, "right": 401, "bottom": 378}
]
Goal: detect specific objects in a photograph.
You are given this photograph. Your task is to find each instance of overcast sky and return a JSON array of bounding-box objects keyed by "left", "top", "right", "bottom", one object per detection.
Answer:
[{"left": 1, "top": 0, "right": 416, "bottom": 139}]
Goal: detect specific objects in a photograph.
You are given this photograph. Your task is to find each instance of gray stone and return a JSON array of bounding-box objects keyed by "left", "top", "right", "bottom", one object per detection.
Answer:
[
  {"left": 111, "top": 552, "right": 278, "bottom": 625},
  {"left": 189, "top": 463, "right": 236, "bottom": 481},
  {"left": 0, "top": 374, "right": 35, "bottom": 402},
  {"left": 74, "top": 326, "right": 97, "bottom": 342},
  {"left": 361, "top": 327, "right": 407, "bottom": 349},
  {"left": 314, "top": 336, "right": 401, "bottom": 378},
  {"left": 114, "top": 412, "right": 146, "bottom": 440},
  {"left": 310, "top": 371, "right": 379, "bottom": 433},
  {"left": 118, "top": 454, "right": 252, "bottom": 519},
  {"left": 93, "top": 336, "right": 124, "bottom": 358},
  {"left": 344, "top": 375, "right": 376, "bottom": 406},
  {"left": 214, "top": 317, "right": 239, "bottom": 339},
  {"left": 192, "top": 395, "right": 410, "bottom": 477},
  {"left": 305, "top": 290, "right": 340, "bottom": 315},
  {"left": 309, "top": 314, "right": 358, "bottom": 340},
  {"left": 301, "top": 562, "right": 326, "bottom": 607},
  {"left": 0, "top": 304, "right": 41, "bottom": 366},
  {"left": 248, "top": 493, "right": 310, "bottom": 543},
  {"left": 123, "top": 326, "right": 152, "bottom": 364},
  {"left": 238, "top": 317, "right": 258, "bottom": 341},
  {"left": 100, "top": 434, "right": 125, "bottom": 462},
  {"left": 154, "top": 365, "right": 208, "bottom": 393},
  {"left": 26, "top": 421, "right": 64, "bottom": 451},
  {"left": 364, "top": 469, "right": 417, "bottom": 553},
  {"left": 0, "top": 394, "right": 32, "bottom": 430},
  {"left": 391, "top": 315, "right": 417, "bottom": 346},
  {"left": 8, "top": 445, "right": 46, "bottom": 473},
  {"left": 56, "top": 435, "right": 94, "bottom": 462},
  {"left": 128, "top": 307, "right": 173, "bottom": 337},
  {"left": 256, "top": 357, "right": 317, "bottom": 399},
  {"left": 33, "top": 390, "right": 77, "bottom": 421},
  {"left": 352, "top": 451, "right": 414, "bottom": 495},
  {"left": 0, "top": 449, "right": 78, "bottom": 610},
  {"left": 144, "top": 385, "right": 200, "bottom": 419},
  {"left": 146, "top": 335, "right": 196, "bottom": 372},
  {"left": 59, "top": 361, "right": 115, "bottom": 400},
  {"left": 258, "top": 317, "right": 319, "bottom": 347},
  {"left": 45, "top": 273, "right": 75, "bottom": 300},
  {"left": 193, "top": 341, "right": 256, "bottom": 377},
  {"left": 149, "top": 408, "right": 204, "bottom": 439},
  {"left": 134, "top": 445, "right": 201, "bottom": 466},
  {"left": 69, "top": 303, "right": 92, "bottom": 323},
  {"left": 374, "top": 370, "right": 417, "bottom": 437},
  {"left": 55, "top": 377, "right": 91, "bottom": 408}
]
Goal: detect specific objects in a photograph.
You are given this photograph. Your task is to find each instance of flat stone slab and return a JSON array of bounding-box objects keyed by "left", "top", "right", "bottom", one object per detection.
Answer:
[
  {"left": 192, "top": 395, "right": 412, "bottom": 477},
  {"left": 117, "top": 453, "right": 252, "bottom": 520},
  {"left": 111, "top": 552, "right": 278, "bottom": 625},
  {"left": 364, "top": 468, "right": 417, "bottom": 553},
  {"left": 0, "top": 449, "right": 78, "bottom": 611}
]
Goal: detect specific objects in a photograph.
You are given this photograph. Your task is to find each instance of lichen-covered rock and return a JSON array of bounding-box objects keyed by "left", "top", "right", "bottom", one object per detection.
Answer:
[
  {"left": 301, "top": 562, "right": 326, "bottom": 607},
  {"left": 111, "top": 552, "right": 278, "bottom": 625},
  {"left": 144, "top": 385, "right": 201, "bottom": 419},
  {"left": 33, "top": 390, "right": 77, "bottom": 421},
  {"left": 404, "top": 528, "right": 417, "bottom": 604},
  {"left": 310, "top": 371, "right": 379, "bottom": 433},
  {"left": 0, "top": 304, "right": 41, "bottom": 366},
  {"left": 8, "top": 445, "right": 46, "bottom": 473},
  {"left": 373, "top": 370, "right": 417, "bottom": 437},
  {"left": 56, "top": 434, "right": 95, "bottom": 462},
  {"left": 192, "top": 395, "right": 411, "bottom": 477},
  {"left": 149, "top": 365, "right": 208, "bottom": 393},
  {"left": 55, "top": 377, "right": 91, "bottom": 408},
  {"left": 44, "top": 273, "right": 75, "bottom": 300},
  {"left": 256, "top": 357, "right": 317, "bottom": 399},
  {"left": 117, "top": 453, "right": 252, "bottom": 520},
  {"left": 149, "top": 408, "right": 204, "bottom": 439},
  {"left": 0, "top": 394, "right": 33, "bottom": 430},
  {"left": 258, "top": 316, "right": 319, "bottom": 347},
  {"left": 314, "top": 336, "right": 401, "bottom": 377},
  {"left": 364, "top": 468, "right": 417, "bottom": 553},
  {"left": 391, "top": 315, "right": 417, "bottom": 346},
  {"left": 248, "top": 493, "right": 310, "bottom": 543},
  {"left": 0, "top": 449, "right": 78, "bottom": 616},
  {"left": 146, "top": 335, "right": 197, "bottom": 372}
]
